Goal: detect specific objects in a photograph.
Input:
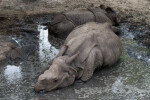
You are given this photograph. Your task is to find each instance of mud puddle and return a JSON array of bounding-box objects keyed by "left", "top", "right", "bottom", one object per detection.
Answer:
[
  {"left": 0, "top": 25, "right": 59, "bottom": 100},
  {"left": 119, "top": 22, "right": 150, "bottom": 66},
  {"left": 1, "top": 19, "right": 150, "bottom": 100}
]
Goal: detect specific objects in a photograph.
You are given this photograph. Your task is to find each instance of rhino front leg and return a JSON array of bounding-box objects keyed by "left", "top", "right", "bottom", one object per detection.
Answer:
[{"left": 80, "top": 47, "right": 103, "bottom": 81}]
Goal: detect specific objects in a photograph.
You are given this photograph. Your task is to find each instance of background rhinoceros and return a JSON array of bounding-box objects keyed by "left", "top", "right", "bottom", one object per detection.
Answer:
[{"left": 48, "top": 5, "right": 119, "bottom": 39}]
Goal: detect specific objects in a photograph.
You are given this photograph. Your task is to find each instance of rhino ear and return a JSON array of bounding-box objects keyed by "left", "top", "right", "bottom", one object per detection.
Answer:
[
  {"left": 56, "top": 45, "right": 68, "bottom": 57},
  {"left": 41, "top": 78, "right": 46, "bottom": 82},
  {"left": 106, "top": 7, "right": 115, "bottom": 13},
  {"left": 100, "top": 5, "right": 106, "bottom": 9},
  {"left": 66, "top": 51, "right": 80, "bottom": 64}
]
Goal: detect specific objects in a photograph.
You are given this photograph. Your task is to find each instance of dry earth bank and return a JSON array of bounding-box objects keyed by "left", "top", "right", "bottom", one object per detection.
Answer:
[{"left": 0, "top": 0, "right": 150, "bottom": 25}]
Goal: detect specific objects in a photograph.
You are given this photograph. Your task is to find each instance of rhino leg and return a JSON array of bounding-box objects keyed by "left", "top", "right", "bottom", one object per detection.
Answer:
[{"left": 81, "top": 47, "right": 103, "bottom": 81}]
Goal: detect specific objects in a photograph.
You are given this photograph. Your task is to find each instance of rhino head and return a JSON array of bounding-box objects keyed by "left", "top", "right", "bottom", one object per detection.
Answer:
[
  {"left": 100, "top": 5, "right": 119, "bottom": 26},
  {"left": 105, "top": 7, "right": 120, "bottom": 26},
  {"left": 34, "top": 51, "right": 79, "bottom": 93}
]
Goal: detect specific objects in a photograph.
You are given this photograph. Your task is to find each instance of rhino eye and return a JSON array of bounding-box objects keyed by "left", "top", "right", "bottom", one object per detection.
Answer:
[
  {"left": 42, "top": 79, "right": 49, "bottom": 85},
  {"left": 54, "top": 79, "right": 58, "bottom": 83}
]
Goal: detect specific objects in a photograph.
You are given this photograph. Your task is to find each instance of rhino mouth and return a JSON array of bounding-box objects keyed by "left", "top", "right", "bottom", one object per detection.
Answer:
[
  {"left": 39, "top": 89, "right": 47, "bottom": 93},
  {"left": 34, "top": 83, "right": 45, "bottom": 93},
  {"left": 35, "top": 73, "right": 68, "bottom": 93}
]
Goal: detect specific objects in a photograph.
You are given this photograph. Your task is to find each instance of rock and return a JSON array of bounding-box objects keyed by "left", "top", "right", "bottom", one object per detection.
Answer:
[
  {"left": 0, "top": 35, "right": 18, "bottom": 64},
  {"left": 0, "top": 35, "right": 36, "bottom": 65}
]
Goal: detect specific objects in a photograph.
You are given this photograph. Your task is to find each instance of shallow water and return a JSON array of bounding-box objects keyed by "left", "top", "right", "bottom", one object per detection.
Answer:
[
  {"left": 119, "top": 23, "right": 150, "bottom": 66},
  {"left": 38, "top": 25, "right": 58, "bottom": 61},
  {"left": 1, "top": 23, "right": 150, "bottom": 100},
  {"left": 0, "top": 25, "right": 59, "bottom": 100}
]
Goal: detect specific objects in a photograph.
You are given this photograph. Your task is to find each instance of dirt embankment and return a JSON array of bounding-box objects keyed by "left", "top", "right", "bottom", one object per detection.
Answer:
[{"left": 0, "top": 0, "right": 150, "bottom": 25}]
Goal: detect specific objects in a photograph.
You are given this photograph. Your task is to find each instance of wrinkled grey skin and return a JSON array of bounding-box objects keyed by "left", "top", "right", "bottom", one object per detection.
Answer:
[
  {"left": 48, "top": 5, "right": 119, "bottom": 39},
  {"left": 35, "top": 22, "right": 122, "bottom": 92}
]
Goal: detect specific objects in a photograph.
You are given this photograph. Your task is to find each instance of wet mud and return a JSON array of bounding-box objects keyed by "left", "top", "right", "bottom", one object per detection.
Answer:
[
  {"left": 0, "top": 15, "right": 150, "bottom": 100},
  {"left": 119, "top": 22, "right": 150, "bottom": 66}
]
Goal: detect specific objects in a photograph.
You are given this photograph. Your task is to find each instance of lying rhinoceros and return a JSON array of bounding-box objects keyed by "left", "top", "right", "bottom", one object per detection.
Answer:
[
  {"left": 34, "top": 22, "right": 122, "bottom": 92},
  {"left": 48, "top": 5, "right": 119, "bottom": 39}
]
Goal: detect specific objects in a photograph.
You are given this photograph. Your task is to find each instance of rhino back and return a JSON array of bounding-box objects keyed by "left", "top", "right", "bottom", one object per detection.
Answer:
[
  {"left": 64, "top": 10, "right": 95, "bottom": 26},
  {"left": 64, "top": 8, "right": 112, "bottom": 26},
  {"left": 88, "top": 8, "right": 112, "bottom": 24},
  {"left": 50, "top": 14, "right": 66, "bottom": 26},
  {"left": 64, "top": 22, "right": 121, "bottom": 67},
  {"left": 50, "top": 20, "right": 75, "bottom": 38},
  {"left": 96, "top": 29, "right": 121, "bottom": 66}
]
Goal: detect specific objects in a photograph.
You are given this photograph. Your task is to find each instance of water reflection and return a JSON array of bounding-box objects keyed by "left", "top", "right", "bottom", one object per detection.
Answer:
[
  {"left": 111, "top": 77, "right": 125, "bottom": 93},
  {"left": 120, "top": 23, "right": 150, "bottom": 66},
  {"left": 4, "top": 65, "right": 22, "bottom": 83},
  {"left": 0, "top": 25, "right": 60, "bottom": 100},
  {"left": 38, "top": 25, "right": 58, "bottom": 61},
  {"left": 119, "top": 23, "right": 149, "bottom": 39},
  {"left": 126, "top": 47, "right": 150, "bottom": 66}
]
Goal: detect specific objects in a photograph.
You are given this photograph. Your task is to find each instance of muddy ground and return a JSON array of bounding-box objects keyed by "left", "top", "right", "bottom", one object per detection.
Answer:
[{"left": 0, "top": 14, "right": 150, "bottom": 100}]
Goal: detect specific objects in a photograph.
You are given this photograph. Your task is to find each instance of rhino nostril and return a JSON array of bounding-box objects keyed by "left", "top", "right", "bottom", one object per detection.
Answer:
[{"left": 39, "top": 89, "right": 46, "bottom": 93}]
